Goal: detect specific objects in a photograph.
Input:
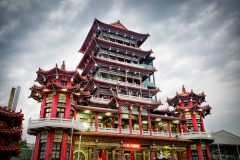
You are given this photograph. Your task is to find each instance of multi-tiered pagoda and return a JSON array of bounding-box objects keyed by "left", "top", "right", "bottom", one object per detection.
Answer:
[
  {"left": 28, "top": 19, "right": 214, "bottom": 160},
  {"left": 0, "top": 106, "right": 24, "bottom": 160}
]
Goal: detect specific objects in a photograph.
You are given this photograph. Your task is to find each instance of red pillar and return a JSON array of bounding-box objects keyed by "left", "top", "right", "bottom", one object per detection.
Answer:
[
  {"left": 205, "top": 143, "right": 211, "bottom": 160},
  {"left": 177, "top": 151, "right": 182, "bottom": 160},
  {"left": 180, "top": 100, "right": 184, "bottom": 107},
  {"left": 147, "top": 109, "right": 152, "bottom": 136},
  {"left": 118, "top": 105, "right": 122, "bottom": 133},
  {"left": 200, "top": 113, "right": 206, "bottom": 132},
  {"left": 95, "top": 112, "right": 99, "bottom": 132},
  {"left": 40, "top": 95, "right": 46, "bottom": 118},
  {"left": 32, "top": 132, "right": 41, "bottom": 160},
  {"left": 60, "top": 132, "right": 68, "bottom": 160},
  {"left": 128, "top": 106, "right": 133, "bottom": 134},
  {"left": 186, "top": 145, "right": 192, "bottom": 160},
  {"left": 191, "top": 114, "right": 198, "bottom": 132},
  {"left": 196, "top": 142, "right": 204, "bottom": 160},
  {"left": 131, "top": 151, "right": 134, "bottom": 160},
  {"left": 138, "top": 108, "right": 143, "bottom": 135},
  {"left": 45, "top": 131, "right": 54, "bottom": 160},
  {"left": 167, "top": 121, "right": 172, "bottom": 137},
  {"left": 50, "top": 93, "right": 59, "bottom": 117},
  {"left": 65, "top": 94, "right": 71, "bottom": 119},
  {"left": 181, "top": 115, "right": 188, "bottom": 132},
  {"left": 102, "top": 150, "right": 106, "bottom": 160},
  {"left": 188, "top": 100, "right": 193, "bottom": 106}
]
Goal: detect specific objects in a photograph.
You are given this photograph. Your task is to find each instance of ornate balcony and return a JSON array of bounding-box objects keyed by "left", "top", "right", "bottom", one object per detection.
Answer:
[
  {"left": 90, "top": 97, "right": 111, "bottom": 104},
  {"left": 179, "top": 132, "right": 214, "bottom": 140},
  {"left": 95, "top": 76, "right": 147, "bottom": 89},
  {"left": 27, "top": 117, "right": 86, "bottom": 134},
  {"left": 118, "top": 94, "right": 156, "bottom": 103}
]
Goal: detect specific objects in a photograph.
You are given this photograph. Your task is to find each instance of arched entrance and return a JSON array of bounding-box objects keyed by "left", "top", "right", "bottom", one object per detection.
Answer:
[{"left": 73, "top": 151, "right": 86, "bottom": 160}]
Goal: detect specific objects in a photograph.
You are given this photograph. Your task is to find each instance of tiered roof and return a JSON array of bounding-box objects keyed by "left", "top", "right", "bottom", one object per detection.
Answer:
[
  {"left": 79, "top": 19, "right": 150, "bottom": 53},
  {"left": 0, "top": 106, "right": 23, "bottom": 159},
  {"left": 166, "top": 85, "right": 206, "bottom": 105}
]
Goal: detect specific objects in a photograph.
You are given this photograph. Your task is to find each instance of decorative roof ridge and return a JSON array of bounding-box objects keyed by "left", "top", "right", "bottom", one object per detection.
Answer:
[
  {"left": 109, "top": 20, "right": 128, "bottom": 30},
  {"left": 0, "top": 106, "right": 23, "bottom": 115}
]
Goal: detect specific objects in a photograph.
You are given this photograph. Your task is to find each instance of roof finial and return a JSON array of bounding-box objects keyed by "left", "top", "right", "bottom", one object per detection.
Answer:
[
  {"left": 61, "top": 61, "right": 66, "bottom": 70},
  {"left": 55, "top": 63, "right": 58, "bottom": 68},
  {"left": 182, "top": 85, "right": 186, "bottom": 94},
  {"left": 117, "top": 20, "right": 120, "bottom": 23}
]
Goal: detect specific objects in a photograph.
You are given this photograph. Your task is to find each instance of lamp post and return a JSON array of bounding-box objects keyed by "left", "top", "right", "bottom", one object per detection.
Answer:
[{"left": 78, "top": 131, "right": 84, "bottom": 160}]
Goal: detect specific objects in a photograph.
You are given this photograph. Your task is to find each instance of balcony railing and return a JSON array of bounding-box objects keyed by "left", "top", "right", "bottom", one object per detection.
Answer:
[
  {"left": 97, "top": 56, "right": 153, "bottom": 69},
  {"left": 95, "top": 76, "right": 147, "bottom": 89},
  {"left": 179, "top": 132, "right": 214, "bottom": 140},
  {"left": 152, "top": 131, "right": 169, "bottom": 137},
  {"left": 27, "top": 117, "right": 86, "bottom": 131},
  {"left": 118, "top": 94, "right": 156, "bottom": 103},
  {"left": 90, "top": 97, "right": 111, "bottom": 104}
]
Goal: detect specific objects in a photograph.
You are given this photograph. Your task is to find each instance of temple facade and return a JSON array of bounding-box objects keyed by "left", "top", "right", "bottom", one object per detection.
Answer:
[
  {"left": 28, "top": 19, "right": 213, "bottom": 160},
  {"left": 0, "top": 106, "right": 24, "bottom": 160}
]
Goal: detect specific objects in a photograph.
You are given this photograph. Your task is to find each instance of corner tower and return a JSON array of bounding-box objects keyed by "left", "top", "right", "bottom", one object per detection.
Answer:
[
  {"left": 166, "top": 85, "right": 212, "bottom": 160},
  {"left": 28, "top": 61, "right": 89, "bottom": 160}
]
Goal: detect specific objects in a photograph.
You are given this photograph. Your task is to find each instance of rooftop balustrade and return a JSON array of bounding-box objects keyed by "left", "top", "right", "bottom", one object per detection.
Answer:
[{"left": 90, "top": 97, "right": 111, "bottom": 104}]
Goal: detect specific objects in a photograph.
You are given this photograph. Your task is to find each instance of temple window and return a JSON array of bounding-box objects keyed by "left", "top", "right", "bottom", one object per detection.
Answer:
[
  {"left": 45, "top": 108, "right": 51, "bottom": 117},
  {"left": 191, "top": 150, "right": 198, "bottom": 160},
  {"left": 184, "top": 102, "right": 188, "bottom": 107},
  {"left": 61, "top": 80, "right": 67, "bottom": 86},
  {"left": 39, "top": 143, "right": 46, "bottom": 160},
  {"left": 56, "top": 108, "right": 65, "bottom": 118},
  {"left": 51, "top": 142, "right": 61, "bottom": 160},
  {"left": 58, "top": 94, "right": 66, "bottom": 106},
  {"left": 46, "top": 94, "right": 53, "bottom": 106}
]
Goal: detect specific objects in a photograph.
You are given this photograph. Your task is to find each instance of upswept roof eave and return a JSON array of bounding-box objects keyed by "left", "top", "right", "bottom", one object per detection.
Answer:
[
  {"left": 93, "top": 56, "right": 156, "bottom": 73},
  {"left": 95, "top": 19, "right": 149, "bottom": 47},
  {"left": 90, "top": 77, "right": 160, "bottom": 94},
  {"left": 115, "top": 96, "right": 162, "bottom": 107},
  {"left": 166, "top": 92, "right": 206, "bottom": 103},
  {"left": 95, "top": 37, "right": 153, "bottom": 56}
]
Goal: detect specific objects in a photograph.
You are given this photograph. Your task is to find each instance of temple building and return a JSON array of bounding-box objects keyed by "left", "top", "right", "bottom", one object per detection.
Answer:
[
  {"left": 0, "top": 106, "right": 24, "bottom": 160},
  {"left": 28, "top": 19, "right": 213, "bottom": 160}
]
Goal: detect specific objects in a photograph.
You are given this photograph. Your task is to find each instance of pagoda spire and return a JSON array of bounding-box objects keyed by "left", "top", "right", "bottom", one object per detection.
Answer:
[
  {"left": 61, "top": 61, "right": 66, "bottom": 70},
  {"left": 182, "top": 85, "right": 186, "bottom": 94}
]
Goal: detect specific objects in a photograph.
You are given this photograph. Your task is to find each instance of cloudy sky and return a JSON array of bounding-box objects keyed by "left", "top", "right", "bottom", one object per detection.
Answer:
[{"left": 0, "top": 0, "right": 239, "bottom": 143}]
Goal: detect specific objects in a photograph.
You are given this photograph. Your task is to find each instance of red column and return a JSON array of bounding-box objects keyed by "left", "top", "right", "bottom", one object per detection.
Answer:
[
  {"left": 65, "top": 94, "right": 71, "bottom": 119},
  {"left": 67, "top": 78, "right": 71, "bottom": 87},
  {"left": 188, "top": 100, "right": 193, "bottom": 106},
  {"left": 177, "top": 124, "right": 181, "bottom": 133},
  {"left": 95, "top": 112, "right": 99, "bottom": 132},
  {"left": 191, "top": 114, "right": 198, "bottom": 132},
  {"left": 131, "top": 151, "right": 134, "bottom": 160},
  {"left": 186, "top": 145, "right": 192, "bottom": 160},
  {"left": 196, "top": 142, "right": 204, "bottom": 160},
  {"left": 147, "top": 109, "right": 152, "bottom": 136},
  {"left": 45, "top": 131, "right": 54, "bottom": 160},
  {"left": 167, "top": 121, "right": 172, "bottom": 137},
  {"left": 128, "top": 107, "right": 133, "bottom": 134},
  {"left": 138, "top": 108, "right": 143, "bottom": 135},
  {"left": 40, "top": 95, "right": 47, "bottom": 118},
  {"left": 32, "top": 132, "right": 41, "bottom": 160},
  {"left": 205, "top": 143, "right": 211, "bottom": 160},
  {"left": 180, "top": 100, "right": 184, "bottom": 107},
  {"left": 118, "top": 105, "right": 122, "bottom": 133},
  {"left": 102, "top": 150, "right": 106, "bottom": 160},
  {"left": 60, "top": 132, "right": 68, "bottom": 160},
  {"left": 177, "top": 151, "right": 182, "bottom": 160},
  {"left": 200, "top": 113, "right": 205, "bottom": 132},
  {"left": 50, "top": 93, "right": 59, "bottom": 117},
  {"left": 181, "top": 115, "right": 188, "bottom": 132}
]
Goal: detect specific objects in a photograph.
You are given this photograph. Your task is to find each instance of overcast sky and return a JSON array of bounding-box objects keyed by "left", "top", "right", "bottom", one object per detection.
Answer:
[{"left": 0, "top": 0, "right": 239, "bottom": 143}]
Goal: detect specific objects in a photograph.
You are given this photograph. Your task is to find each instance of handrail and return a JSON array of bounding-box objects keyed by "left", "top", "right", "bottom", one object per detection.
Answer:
[{"left": 27, "top": 117, "right": 86, "bottom": 131}]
